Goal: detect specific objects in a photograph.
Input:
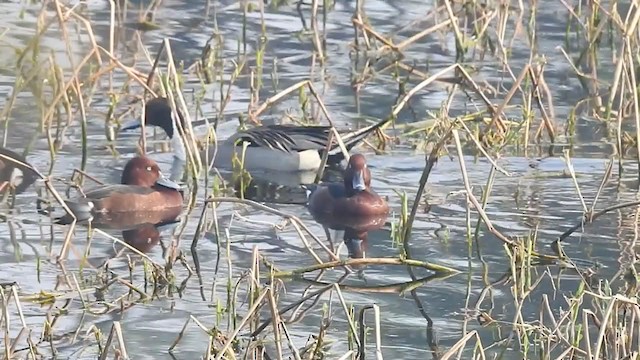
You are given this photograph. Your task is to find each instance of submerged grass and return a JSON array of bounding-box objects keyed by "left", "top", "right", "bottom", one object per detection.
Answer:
[{"left": 1, "top": 0, "right": 640, "bottom": 359}]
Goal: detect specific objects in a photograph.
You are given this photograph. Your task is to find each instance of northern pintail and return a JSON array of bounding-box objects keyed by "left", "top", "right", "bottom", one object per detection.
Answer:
[{"left": 121, "top": 97, "right": 390, "bottom": 174}]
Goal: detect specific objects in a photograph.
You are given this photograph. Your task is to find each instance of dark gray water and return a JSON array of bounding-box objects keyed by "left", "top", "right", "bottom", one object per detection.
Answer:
[{"left": 0, "top": 0, "right": 635, "bottom": 359}]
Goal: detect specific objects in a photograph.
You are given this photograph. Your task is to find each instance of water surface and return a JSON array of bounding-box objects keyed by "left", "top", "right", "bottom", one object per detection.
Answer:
[{"left": 0, "top": 0, "right": 634, "bottom": 359}]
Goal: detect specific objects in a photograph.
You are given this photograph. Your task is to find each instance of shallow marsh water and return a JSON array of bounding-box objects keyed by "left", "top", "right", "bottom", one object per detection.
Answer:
[{"left": 0, "top": 0, "right": 637, "bottom": 359}]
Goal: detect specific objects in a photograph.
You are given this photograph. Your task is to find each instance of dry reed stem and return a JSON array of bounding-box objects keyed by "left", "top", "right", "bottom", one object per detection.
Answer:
[
  {"left": 93, "top": 229, "right": 161, "bottom": 266},
  {"left": 393, "top": 62, "right": 431, "bottom": 79},
  {"left": 313, "top": 130, "right": 334, "bottom": 183},
  {"left": 457, "top": 119, "right": 511, "bottom": 176},
  {"left": 456, "top": 66, "right": 508, "bottom": 134},
  {"left": 607, "top": 5, "right": 640, "bottom": 117},
  {"left": 60, "top": 2, "right": 104, "bottom": 64},
  {"left": 357, "top": 304, "right": 383, "bottom": 360},
  {"left": 441, "top": 330, "right": 485, "bottom": 359},
  {"left": 96, "top": 47, "right": 156, "bottom": 94},
  {"left": 274, "top": 257, "right": 459, "bottom": 277},
  {"left": 42, "top": 48, "right": 97, "bottom": 127},
  {"left": 391, "top": 62, "right": 506, "bottom": 134},
  {"left": 249, "top": 79, "right": 351, "bottom": 162},
  {"left": 309, "top": 0, "right": 324, "bottom": 62},
  {"left": 562, "top": 150, "right": 588, "bottom": 215},
  {"left": 251, "top": 284, "right": 334, "bottom": 337},
  {"left": 266, "top": 282, "right": 284, "bottom": 360},
  {"left": 557, "top": 46, "right": 599, "bottom": 82},
  {"left": 306, "top": 83, "right": 351, "bottom": 161},
  {"left": 623, "top": 37, "right": 640, "bottom": 180},
  {"left": 442, "top": 0, "right": 464, "bottom": 53},
  {"left": 280, "top": 322, "right": 302, "bottom": 360},
  {"left": 70, "top": 169, "right": 105, "bottom": 186},
  {"left": 392, "top": 64, "right": 457, "bottom": 117},
  {"left": 99, "top": 321, "right": 129, "bottom": 360},
  {"left": 527, "top": 65, "right": 556, "bottom": 142},
  {"left": 351, "top": 18, "right": 397, "bottom": 50},
  {"left": 556, "top": 199, "right": 640, "bottom": 243},
  {"left": 205, "top": 196, "right": 339, "bottom": 261},
  {"left": 395, "top": 19, "right": 454, "bottom": 51},
  {"left": 402, "top": 125, "right": 452, "bottom": 245},
  {"left": 490, "top": 63, "right": 530, "bottom": 131},
  {"left": 590, "top": 158, "right": 613, "bottom": 212},
  {"left": 289, "top": 220, "right": 324, "bottom": 264},
  {"left": 162, "top": 39, "right": 204, "bottom": 174},
  {"left": 353, "top": 0, "right": 371, "bottom": 48},
  {"left": 0, "top": 153, "right": 79, "bottom": 259},
  {"left": 452, "top": 130, "right": 515, "bottom": 247},
  {"left": 337, "top": 351, "right": 355, "bottom": 360},
  {"left": 0, "top": 286, "right": 26, "bottom": 358},
  {"left": 591, "top": 293, "right": 638, "bottom": 358},
  {"left": 251, "top": 80, "right": 309, "bottom": 120},
  {"left": 213, "top": 288, "right": 270, "bottom": 360},
  {"left": 302, "top": 273, "right": 453, "bottom": 293},
  {"left": 168, "top": 316, "right": 192, "bottom": 352},
  {"left": 107, "top": 0, "right": 115, "bottom": 92},
  {"left": 332, "top": 284, "right": 361, "bottom": 348}
]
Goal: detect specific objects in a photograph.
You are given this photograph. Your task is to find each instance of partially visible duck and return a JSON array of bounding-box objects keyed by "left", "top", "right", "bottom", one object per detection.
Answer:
[
  {"left": 60, "top": 156, "right": 184, "bottom": 224},
  {"left": 306, "top": 154, "right": 389, "bottom": 227},
  {"left": 0, "top": 147, "right": 38, "bottom": 194},
  {"left": 121, "top": 97, "right": 390, "bottom": 173}
]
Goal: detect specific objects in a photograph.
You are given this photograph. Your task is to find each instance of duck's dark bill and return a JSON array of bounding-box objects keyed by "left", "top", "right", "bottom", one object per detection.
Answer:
[
  {"left": 352, "top": 171, "right": 366, "bottom": 191},
  {"left": 120, "top": 119, "right": 143, "bottom": 131},
  {"left": 155, "top": 175, "right": 183, "bottom": 191}
]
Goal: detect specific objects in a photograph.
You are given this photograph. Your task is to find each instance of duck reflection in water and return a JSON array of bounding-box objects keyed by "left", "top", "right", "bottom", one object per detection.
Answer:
[
  {"left": 306, "top": 154, "right": 389, "bottom": 262},
  {"left": 120, "top": 218, "right": 181, "bottom": 254},
  {"left": 83, "top": 216, "right": 181, "bottom": 271}
]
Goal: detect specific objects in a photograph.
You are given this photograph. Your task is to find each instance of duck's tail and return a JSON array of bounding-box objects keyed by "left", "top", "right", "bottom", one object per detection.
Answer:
[
  {"left": 327, "top": 116, "right": 391, "bottom": 164},
  {"left": 37, "top": 198, "right": 94, "bottom": 225},
  {"left": 300, "top": 184, "right": 319, "bottom": 205}
]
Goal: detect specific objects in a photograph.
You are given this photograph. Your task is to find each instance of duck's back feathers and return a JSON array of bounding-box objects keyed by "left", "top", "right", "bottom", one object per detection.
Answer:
[
  {"left": 229, "top": 117, "right": 389, "bottom": 165},
  {"left": 82, "top": 184, "right": 157, "bottom": 198},
  {"left": 230, "top": 125, "right": 331, "bottom": 152}
]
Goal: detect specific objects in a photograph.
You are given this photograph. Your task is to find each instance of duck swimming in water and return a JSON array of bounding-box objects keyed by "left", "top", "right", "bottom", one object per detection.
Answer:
[{"left": 121, "top": 97, "right": 390, "bottom": 173}]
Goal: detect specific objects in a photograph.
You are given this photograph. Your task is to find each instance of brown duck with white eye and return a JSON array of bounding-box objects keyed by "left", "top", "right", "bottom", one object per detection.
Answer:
[
  {"left": 307, "top": 154, "right": 389, "bottom": 225},
  {"left": 61, "top": 156, "right": 184, "bottom": 224}
]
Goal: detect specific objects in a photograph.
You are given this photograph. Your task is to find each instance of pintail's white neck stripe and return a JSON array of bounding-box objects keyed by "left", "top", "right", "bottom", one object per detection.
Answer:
[{"left": 171, "top": 110, "right": 187, "bottom": 162}]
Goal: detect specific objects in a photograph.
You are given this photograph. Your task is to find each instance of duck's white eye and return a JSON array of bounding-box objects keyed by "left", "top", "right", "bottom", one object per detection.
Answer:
[{"left": 146, "top": 166, "right": 153, "bottom": 172}]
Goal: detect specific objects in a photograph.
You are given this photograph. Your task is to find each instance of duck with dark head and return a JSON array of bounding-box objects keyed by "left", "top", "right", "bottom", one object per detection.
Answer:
[
  {"left": 57, "top": 156, "right": 184, "bottom": 226},
  {"left": 120, "top": 97, "right": 390, "bottom": 181}
]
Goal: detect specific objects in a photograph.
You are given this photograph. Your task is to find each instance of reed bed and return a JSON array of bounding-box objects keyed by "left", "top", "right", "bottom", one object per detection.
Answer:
[{"left": 0, "top": 0, "right": 640, "bottom": 359}]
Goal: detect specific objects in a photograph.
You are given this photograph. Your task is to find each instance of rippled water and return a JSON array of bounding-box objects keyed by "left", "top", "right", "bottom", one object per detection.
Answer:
[{"left": 0, "top": 0, "right": 636, "bottom": 359}]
